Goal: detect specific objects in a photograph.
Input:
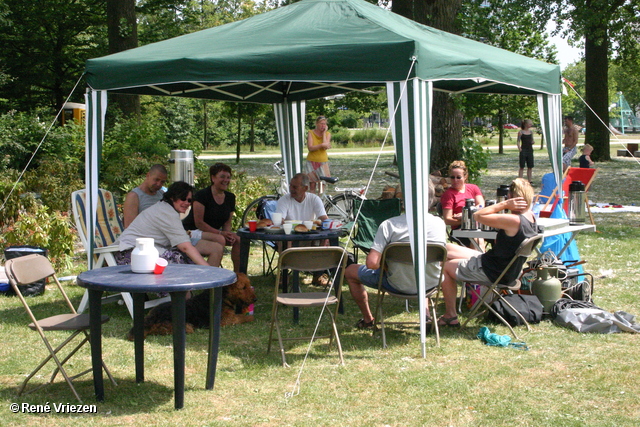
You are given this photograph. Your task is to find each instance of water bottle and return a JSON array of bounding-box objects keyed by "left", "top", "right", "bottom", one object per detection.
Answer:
[
  {"left": 568, "top": 180, "right": 586, "bottom": 225},
  {"left": 131, "top": 238, "right": 159, "bottom": 273}
]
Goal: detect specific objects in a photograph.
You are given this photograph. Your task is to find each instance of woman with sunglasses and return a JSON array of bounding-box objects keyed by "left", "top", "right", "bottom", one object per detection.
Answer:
[
  {"left": 306, "top": 115, "right": 332, "bottom": 193},
  {"left": 182, "top": 163, "right": 240, "bottom": 271},
  {"left": 440, "top": 160, "right": 485, "bottom": 248},
  {"left": 116, "top": 181, "right": 223, "bottom": 267}
]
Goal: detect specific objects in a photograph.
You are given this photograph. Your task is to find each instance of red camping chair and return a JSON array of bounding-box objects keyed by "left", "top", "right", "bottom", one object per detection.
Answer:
[{"left": 538, "top": 167, "right": 598, "bottom": 224}]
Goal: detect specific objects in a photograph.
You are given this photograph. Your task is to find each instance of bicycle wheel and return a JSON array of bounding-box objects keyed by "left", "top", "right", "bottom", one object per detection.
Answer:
[
  {"left": 324, "top": 193, "right": 364, "bottom": 224},
  {"left": 241, "top": 195, "right": 279, "bottom": 225}
]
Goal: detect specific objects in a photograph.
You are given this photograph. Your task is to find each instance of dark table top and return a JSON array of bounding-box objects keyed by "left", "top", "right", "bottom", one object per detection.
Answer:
[
  {"left": 237, "top": 227, "right": 342, "bottom": 242},
  {"left": 77, "top": 264, "right": 237, "bottom": 293}
]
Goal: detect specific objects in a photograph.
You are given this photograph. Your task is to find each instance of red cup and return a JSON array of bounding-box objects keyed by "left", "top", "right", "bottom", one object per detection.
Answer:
[
  {"left": 248, "top": 220, "right": 257, "bottom": 232},
  {"left": 153, "top": 258, "right": 168, "bottom": 274}
]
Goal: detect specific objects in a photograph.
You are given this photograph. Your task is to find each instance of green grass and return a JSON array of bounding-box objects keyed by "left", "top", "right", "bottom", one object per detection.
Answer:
[{"left": 1, "top": 152, "right": 640, "bottom": 426}]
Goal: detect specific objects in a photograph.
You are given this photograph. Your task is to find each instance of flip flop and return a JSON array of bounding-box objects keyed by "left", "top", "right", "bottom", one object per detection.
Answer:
[{"left": 437, "top": 315, "right": 461, "bottom": 328}]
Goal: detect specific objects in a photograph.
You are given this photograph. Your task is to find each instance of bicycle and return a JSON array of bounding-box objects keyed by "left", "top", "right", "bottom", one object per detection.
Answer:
[{"left": 241, "top": 161, "right": 366, "bottom": 225}]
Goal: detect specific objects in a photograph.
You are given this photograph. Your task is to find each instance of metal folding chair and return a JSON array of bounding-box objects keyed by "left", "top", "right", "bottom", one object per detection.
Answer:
[
  {"left": 462, "top": 234, "right": 543, "bottom": 340},
  {"left": 267, "top": 246, "right": 348, "bottom": 367},
  {"left": 374, "top": 242, "right": 447, "bottom": 348},
  {"left": 4, "top": 254, "right": 116, "bottom": 402}
]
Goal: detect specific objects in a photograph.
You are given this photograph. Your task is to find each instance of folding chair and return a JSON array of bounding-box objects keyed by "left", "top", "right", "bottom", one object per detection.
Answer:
[
  {"left": 462, "top": 234, "right": 543, "bottom": 340},
  {"left": 4, "top": 254, "right": 116, "bottom": 402},
  {"left": 374, "top": 242, "right": 447, "bottom": 348},
  {"left": 351, "top": 198, "right": 402, "bottom": 262},
  {"left": 72, "top": 189, "right": 170, "bottom": 316},
  {"left": 538, "top": 167, "right": 599, "bottom": 224},
  {"left": 267, "top": 246, "right": 348, "bottom": 367}
]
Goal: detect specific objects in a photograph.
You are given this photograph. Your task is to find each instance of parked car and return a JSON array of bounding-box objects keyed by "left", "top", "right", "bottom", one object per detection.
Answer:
[{"left": 503, "top": 123, "right": 518, "bottom": 129}]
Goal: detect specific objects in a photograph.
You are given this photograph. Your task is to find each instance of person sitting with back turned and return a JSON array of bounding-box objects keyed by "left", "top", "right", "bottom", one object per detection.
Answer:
[
  {"left": 275, "top": 173, "right": 329, "bottom": 222},
  {"left": 345, "top": 179, "right": 447, "bottom": 329},
  {"left": 123, "top": 164, "right": 168, "bottom": 228},
  {"left": 438, "top": 178, "right": 538, "bottom": 327},
  {"left": 116, "top": 181, "right": 224, "bottom": 267}
]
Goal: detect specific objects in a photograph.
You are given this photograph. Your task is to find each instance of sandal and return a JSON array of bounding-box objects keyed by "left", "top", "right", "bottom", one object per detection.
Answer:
[
  {"left": 437, "top": 316, "right": 461, "bottom": 328},
  {"left": 355, "top": 318, "right": 374, "bottom": 330}
]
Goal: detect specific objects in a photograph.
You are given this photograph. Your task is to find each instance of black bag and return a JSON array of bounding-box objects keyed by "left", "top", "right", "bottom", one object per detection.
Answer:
[
  {"left": 488, "top": 294, "right": 543, "bottom": 326},
  {"left": 3, "top": 246, "right": 48, "bottom": 297}
]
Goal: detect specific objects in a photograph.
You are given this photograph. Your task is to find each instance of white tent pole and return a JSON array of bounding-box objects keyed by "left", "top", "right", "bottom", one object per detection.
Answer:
[
  {"left": 274, "top": 100, "right": 306, "bottom": 182},
  {"left": 537, "top": 94, "right": 563, "bottom": 194},
  {"left": 84, "top": 89, "right": 108, "bottom": 269}
]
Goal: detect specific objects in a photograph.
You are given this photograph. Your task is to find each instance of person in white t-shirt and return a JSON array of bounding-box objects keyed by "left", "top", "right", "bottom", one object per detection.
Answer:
[
  {"left": 276, "top": 173, "right": 329, "bottom": 222},
  {"left": 346, "top": 180, "right": 447, "bottom": 329}
]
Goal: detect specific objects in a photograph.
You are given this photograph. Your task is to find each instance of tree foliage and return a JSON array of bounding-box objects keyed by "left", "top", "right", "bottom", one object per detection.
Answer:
[{"left": 513, "top": 0, "right": 640, "bottom": 161}]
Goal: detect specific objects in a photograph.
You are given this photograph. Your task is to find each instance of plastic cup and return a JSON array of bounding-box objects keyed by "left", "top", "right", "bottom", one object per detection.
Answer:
[
  {"left": 248, "top": 220, "right": 257, "bottom": 232},
  {"left": 283, "top": 223, "right": 293, "bottom": 234},
  {"left": 271, "top": 212, "right": 283, "bottom": 226},
  {"left": 153, "top": 258, "right": 168, "bottom": 274},
  {"left": 303, "top": 220, "right": 314, "bottom": 230}
]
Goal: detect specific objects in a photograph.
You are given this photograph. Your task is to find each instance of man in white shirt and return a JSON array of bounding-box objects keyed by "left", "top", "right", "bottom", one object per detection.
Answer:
[
  {"left": 346, "top": 180, "right": 447, "bottom": 329},
  {"left": 276, "top": 173, "right": 329, "bottom": 221}
]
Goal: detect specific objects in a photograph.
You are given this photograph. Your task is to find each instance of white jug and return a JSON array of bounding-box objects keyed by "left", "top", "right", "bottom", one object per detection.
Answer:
[{"left": 131, "top": 238, "right": 159, "bottom": 273}]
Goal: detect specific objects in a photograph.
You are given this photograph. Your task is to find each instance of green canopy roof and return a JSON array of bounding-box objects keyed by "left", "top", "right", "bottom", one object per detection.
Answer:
[{"left": 85, "top": 0, "right": 561, "bottom": 102}]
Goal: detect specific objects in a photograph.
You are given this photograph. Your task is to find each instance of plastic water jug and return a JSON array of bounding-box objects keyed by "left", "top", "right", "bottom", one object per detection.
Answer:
[{"left": 131, "top": 238, "right": 159, "bottom": 273}]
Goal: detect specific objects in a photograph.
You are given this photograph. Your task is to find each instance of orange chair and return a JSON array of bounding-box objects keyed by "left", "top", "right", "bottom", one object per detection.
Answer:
[{"left": 538, "top": 167, "right": 598, "bottom": 224}]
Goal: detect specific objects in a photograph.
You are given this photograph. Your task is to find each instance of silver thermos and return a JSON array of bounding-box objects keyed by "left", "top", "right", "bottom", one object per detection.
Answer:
[
  {"left": 568, "top": 180, "right": 586, "bottom": 225},
  {"left": 496, "top": 185, "right": 510, "bottom": 213},
  {"left": 480, "top": 200, "right": 496, "bottom": 231},
  {"left": 461, "top": 198, "right": 478, "bottom": 230}
]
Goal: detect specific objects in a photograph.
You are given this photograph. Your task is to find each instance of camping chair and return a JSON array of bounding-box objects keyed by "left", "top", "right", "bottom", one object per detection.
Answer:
[
  {"left": 267, "top": 246, "right": 348, "bottom": 367},
  {"left": 351, "top": 198, "right": 402, "bottom": 262},
  {"left": 374, "top": 242, "right": 447, "bottom": 349},
  {"left": 538, "top": 167, "right": 599, "bottom": 224},
  {"left": 72, "top": 189, "right": 169, "bottom": 317},
  {"left": 4, "top": 254, "right": 116, "bottom": 402},
  {"left": 462, "top": 234, "right": 543, "bottom": 340}
]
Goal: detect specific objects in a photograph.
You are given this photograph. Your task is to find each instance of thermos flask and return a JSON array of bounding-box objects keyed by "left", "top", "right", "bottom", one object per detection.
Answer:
[
  {"left": 480, "top": 200, "right": 496, "bottom": 231},
  {"left": 496, "top": 185, "right": 510, "bottom": 213},
  {"left": 568, "top": 180, "right": 586, "bottom": 225},
  {"left": 461, "top": 199, "right": 478, "bottom": 230}
]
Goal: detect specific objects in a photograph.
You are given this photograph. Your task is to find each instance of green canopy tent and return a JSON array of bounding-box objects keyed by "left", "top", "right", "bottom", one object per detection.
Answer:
[{"left": 84, "top": 0, "right": 562, "bottom": 356}]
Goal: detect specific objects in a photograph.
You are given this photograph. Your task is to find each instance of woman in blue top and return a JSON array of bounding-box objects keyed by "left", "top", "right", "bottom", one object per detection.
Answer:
[{"left": 438, "top": 178, "right": 538, "bottom": 327}]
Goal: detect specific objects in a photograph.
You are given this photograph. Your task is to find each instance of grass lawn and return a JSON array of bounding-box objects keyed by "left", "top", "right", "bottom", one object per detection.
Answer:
[{"left": 1, "top": 150, "right": 639, "bottom": 426}]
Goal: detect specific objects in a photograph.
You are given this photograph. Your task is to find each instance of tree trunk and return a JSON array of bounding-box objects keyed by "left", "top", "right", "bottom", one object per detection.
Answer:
[
  {"left": 202, "top": 100, "right": 208, "bottom": 150},
  {"left": 497, "top": 108, "right": 504, "bottom": 154},
  {"left": 107, "top": 0, "right": 139, "bottom": 117},
  {"left": 393, "top": 0, "right": 464, "bottom": 174},
  {"left": 584, "top": 29, "right": 610, "bottom": 161}
]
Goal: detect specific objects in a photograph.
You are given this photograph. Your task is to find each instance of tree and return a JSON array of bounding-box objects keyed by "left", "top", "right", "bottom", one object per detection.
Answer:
[
  {"left": 457, "top": 0, "right": 557, "bottom": 153},
  {"left": 107, "top": 0, "right": 139, "bottom": 116},
  {"left": 516, "top": 0, "right": 640, "bottom": 161},
  {"left": 0, "top": 0, "right": 105, "bottom": 113},
  {"left": 392, "top": 0, "right": 464, "bottom": 173}
]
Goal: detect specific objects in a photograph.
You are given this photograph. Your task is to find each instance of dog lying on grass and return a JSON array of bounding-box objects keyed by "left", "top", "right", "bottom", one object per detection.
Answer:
[{"left": 127, "top": 273, "right": 256, "bottom": 340}]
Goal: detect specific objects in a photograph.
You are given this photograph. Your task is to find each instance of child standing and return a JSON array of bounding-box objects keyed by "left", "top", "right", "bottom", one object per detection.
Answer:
[{"left": 579, "top": 144, "right": 594, "bottom": 168}]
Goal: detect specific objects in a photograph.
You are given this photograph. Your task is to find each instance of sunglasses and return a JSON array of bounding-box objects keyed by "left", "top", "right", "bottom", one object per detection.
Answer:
[
  {"left": 180, "top": 197, "right": 193, "bottom": 203},
  {"left": 450, "top": 175, "right": 463, "bottom": 180}
]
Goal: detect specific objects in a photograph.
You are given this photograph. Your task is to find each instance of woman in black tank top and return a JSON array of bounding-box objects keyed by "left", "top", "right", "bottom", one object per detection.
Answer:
[{"left": 437, "top": 178, "right": 538, "bottom": 327}]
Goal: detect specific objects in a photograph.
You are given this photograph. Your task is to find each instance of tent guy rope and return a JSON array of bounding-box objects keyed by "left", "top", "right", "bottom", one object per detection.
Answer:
[{"left": 0, "top": 75, "right": 85, "bottom": 213}]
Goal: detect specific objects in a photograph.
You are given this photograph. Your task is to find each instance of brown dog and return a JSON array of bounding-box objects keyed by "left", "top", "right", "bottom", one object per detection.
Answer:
[{"left": 127, "top": 273, "right": 256, "bottom": 340}]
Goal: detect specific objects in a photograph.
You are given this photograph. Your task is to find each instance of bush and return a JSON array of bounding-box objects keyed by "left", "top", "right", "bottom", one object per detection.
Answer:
[
  {"left": 0, "top": 204, "right": 76, "bottom": 271},
  {"left": 460, "top": 136, "right": 491, "bottom": 184}
]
